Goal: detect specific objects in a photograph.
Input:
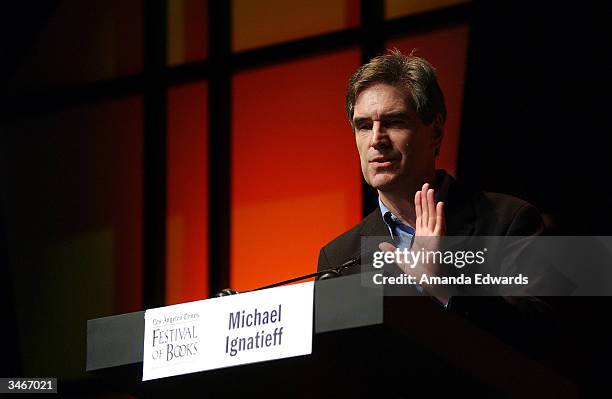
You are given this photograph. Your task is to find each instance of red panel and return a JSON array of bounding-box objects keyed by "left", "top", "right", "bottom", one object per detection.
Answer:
[
  {"left": 112, "top": 97, "right": 143, "bottom": 313},
  {"left": 114, "top": 0, "right": 144, "bottom": 76},
  {"left": 167, "top": 82, "right": 209, "bottom": 304},
  {"left": 183, "top": 0, "right": 208, "bottom": 62},
  {"left": 231, "top": 50, "right": 362, "bottom": 291},
  {"left": 345, "top": 0, "right": 361, "bottom": 27},
  {"left": 387, "top": 24, "right": 470, "bottom": 176}
]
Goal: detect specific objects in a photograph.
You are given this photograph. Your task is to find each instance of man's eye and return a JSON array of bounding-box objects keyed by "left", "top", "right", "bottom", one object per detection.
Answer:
[{"left": 386, "top": 119, "right": 406, "bottom": 128}]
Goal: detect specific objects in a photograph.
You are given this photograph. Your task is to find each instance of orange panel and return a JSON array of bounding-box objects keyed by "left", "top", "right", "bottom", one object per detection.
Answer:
[
  {"left": 167, "top": 82, "right": 209, "bottom": 304},
  {"left": 387, "top": 24, "right": 470, "bottom": 176},
  {"left": 232, "top": 0, "right": 359, "bottom": 52},
  {"left": 231, "top": 50, "right": 362, "bottom": 291}
]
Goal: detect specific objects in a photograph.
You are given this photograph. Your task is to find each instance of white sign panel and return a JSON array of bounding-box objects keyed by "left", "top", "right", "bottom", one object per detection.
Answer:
[{"left": 142, "top": 282, "right": 314, "bottom": 381}]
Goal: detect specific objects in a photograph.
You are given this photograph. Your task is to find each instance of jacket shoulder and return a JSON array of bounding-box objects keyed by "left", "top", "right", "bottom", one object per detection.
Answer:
[
  {"left": 318, "top": 210, "right": 381, "bottom": 271},
  {"left": 474, "top": 191, "right": 544, "bottom": 236}
]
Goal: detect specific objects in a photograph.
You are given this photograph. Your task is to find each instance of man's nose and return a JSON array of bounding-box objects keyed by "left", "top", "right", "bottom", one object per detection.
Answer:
[{"left": 370, "top": 121, "right": 389, "bottom": 149}]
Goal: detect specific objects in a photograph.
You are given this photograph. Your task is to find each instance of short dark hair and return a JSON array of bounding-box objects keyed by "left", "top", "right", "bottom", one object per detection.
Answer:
[{"left": 346, "top": 49, "right": 447, "bottom": 132}]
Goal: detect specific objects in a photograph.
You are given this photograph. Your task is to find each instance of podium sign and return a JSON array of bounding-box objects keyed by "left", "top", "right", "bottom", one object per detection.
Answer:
[{"left": 142, "top": 282, "right": 314, "bottom": 381}]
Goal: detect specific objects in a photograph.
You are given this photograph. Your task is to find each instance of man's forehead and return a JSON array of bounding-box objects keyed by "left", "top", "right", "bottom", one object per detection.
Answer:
[{"left": 353, "top": 83, "right": 411, "bottom": 119}]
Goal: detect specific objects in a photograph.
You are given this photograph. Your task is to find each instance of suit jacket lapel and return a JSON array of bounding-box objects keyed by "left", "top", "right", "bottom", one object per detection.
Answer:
[
  {"left": 359, "top": 209, "right": 390, "bottom": 237},
  {"left": 443, "top": 173, "right": 476, "bottom": 237}
]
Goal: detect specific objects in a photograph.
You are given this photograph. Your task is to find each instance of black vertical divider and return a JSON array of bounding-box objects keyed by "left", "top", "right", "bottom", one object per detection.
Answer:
[
  {"left": 360, "top": 0, "right": 385, "bottom": 216},
  {"left": 143, "top": 0, "right": 167, "bottom": 309},
  {"left": 208, "top": 0, "right": 232, "bottom": 296}
]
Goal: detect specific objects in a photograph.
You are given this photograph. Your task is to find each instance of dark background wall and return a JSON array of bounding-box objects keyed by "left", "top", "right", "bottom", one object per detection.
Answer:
[{"left": 458, "top": 2, "right": 611, "bottom": 235}]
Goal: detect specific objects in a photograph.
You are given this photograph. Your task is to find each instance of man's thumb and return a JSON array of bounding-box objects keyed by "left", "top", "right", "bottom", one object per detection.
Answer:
[{"left": 378, "top": 241, "right": 396, "bottom": 252}]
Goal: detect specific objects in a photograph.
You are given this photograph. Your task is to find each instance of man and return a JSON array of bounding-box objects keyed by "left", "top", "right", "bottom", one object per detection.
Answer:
[{"left": 317, "top": 50, "right": 546, "bottom": 319}]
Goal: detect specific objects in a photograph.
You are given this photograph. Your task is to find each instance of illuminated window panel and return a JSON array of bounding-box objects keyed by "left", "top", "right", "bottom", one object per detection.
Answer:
[
  {"left": 167, "top": 0, "right": 208, "bottom": 66},
  {"left": 45, "top": 97, "right": 143, "bottom": 315},
  {"left": 385, "top": 0, "right": 469, "bottom": 19},
  {"left": 231, "top": 50, "right": 362, "bottom": 291},
  {"left": 9, "top": 0, "right": 143, "bottom": 93},
  {"left": 232, "top": 0, "right": 360, "bottom": 52},
  {"left": 387, "top": 24, "right": 470, "bottom": 176},
  {"left": 167, "top": 82, "right": 209, "bottom": 304},
  {"left": 3, "top": 97, "right": 143, "bottom": 377}
]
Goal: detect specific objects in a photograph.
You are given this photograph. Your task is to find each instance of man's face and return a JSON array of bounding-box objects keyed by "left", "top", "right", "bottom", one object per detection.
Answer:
[{"left": 353, "top": 83, "right": 440, "bottom": 193}]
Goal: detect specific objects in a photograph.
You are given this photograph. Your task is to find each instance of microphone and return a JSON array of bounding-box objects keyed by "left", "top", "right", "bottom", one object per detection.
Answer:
[
  {"left": 316, "top": 245, "right": 382, "bottom": 280},
  {"left": 316, "top": 257, "right": 359, "bottom": 281},
  {"left": 214, "top": 256, "right": 361, "bottom": 297},
  {"left": 215, "top": 288, "right": 239, "bottom": 297}
]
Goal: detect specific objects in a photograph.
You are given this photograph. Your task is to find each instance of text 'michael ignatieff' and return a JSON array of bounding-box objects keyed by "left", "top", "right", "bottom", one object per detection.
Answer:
[{"left": 225, "top": 305, "right": 284, "bottom": 357}]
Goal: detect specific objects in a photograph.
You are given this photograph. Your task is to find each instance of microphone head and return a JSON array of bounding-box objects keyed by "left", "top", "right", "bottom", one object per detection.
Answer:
[
  {"left": 316, "top": 270, "right": 341, "bottom": 281},
  {"left": 215, "top": 288, "right": 239, "bottom": 297}
]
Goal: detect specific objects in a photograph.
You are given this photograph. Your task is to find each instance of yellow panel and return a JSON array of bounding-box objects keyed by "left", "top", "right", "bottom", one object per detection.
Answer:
[
  {"left": 167, "top": 0, "right": 185, "bottom": 65},
  {"left": 232, "top": 0, "right": 354, "bottom": 51},
  {"left": 385, "top": 0, "right": 469, "bottom": 19},
  {"left": 167, "top": 0, "right": 208, "bottom": 65},
  {"left": 14, "top": 230, "right": 114, "bottom": 378}
]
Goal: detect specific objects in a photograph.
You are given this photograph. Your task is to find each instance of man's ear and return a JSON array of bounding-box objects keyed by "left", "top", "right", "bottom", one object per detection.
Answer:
[{"left": 432, "top": 113, "right": 445, "bottom": 156}]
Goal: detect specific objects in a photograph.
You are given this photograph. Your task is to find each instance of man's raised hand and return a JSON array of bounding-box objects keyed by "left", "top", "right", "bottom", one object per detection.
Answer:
[{"left": 415, "top": 182, "right": 445, "bottom": 237}]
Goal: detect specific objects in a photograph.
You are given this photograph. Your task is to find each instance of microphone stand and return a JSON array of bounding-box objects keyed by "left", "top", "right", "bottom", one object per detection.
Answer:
[{"left": 215, "top": 257, "right": 359, "bottom": 297}]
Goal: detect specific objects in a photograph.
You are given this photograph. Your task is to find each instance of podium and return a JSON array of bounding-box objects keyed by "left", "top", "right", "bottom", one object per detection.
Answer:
[{"left": 87, "top": 273, "right": 578, "bottom": 398}]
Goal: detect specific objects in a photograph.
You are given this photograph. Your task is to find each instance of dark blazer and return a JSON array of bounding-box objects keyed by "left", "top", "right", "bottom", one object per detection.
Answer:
[
  {"left": 318, "top": 171, "right": 544, "bottom": 271},
  {"left": 316, "top": 171, "right": 551, "bottom": 356}
]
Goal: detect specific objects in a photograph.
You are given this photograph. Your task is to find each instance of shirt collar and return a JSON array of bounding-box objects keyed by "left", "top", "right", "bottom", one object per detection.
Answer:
[
  {"left": 378, "top": 170, "right": 451, "bottom": 228},
  {"left": 378, "top": 197, "right": 396, "bottom": 226}
]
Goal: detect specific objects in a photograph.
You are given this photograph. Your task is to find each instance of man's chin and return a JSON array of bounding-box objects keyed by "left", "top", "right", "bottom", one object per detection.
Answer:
[{"left": 368, "top": 174, "right": 399, "bottom": 191}]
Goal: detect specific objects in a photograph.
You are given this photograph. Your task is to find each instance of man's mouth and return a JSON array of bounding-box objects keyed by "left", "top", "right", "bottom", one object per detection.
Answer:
[{"left": 369, "top": 157, "right": 397, "bottom": 168}]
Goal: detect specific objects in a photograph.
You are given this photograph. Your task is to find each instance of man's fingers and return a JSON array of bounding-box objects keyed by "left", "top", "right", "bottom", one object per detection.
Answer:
[
  {"left": 427, "top": 188, "right": 436, "bottom": 231},
  {"left": 421, "top": 183, "right": 429, "bottom": 229},
  {"left": 435, "top": 201, "right": 445, "bottom": 235},
  {"left": 414, "top": 190, "right": 422, "bottom": 227}
]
